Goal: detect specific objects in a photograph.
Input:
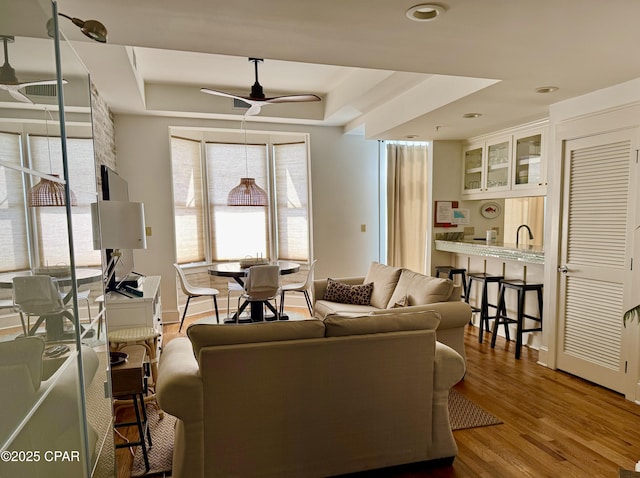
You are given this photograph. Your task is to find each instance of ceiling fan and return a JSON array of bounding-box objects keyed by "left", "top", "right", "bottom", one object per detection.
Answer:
[
  {"left": 201, "top": 57, "right": 321, "bottom": 116},
  {"left": 0, "top": 35, "right": 64, "bottom": 104}
]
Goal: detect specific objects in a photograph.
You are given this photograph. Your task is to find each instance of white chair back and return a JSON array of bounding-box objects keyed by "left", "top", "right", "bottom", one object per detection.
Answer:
[
  {"left": 245, "top": 265, "right": 280, "bottom": 300},
  {"left": 12, "top": 275, "right": 65, "bottom": 316}
]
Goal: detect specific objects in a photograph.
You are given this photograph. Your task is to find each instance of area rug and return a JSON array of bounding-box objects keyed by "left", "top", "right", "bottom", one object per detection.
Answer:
[
  {"left": 448, "top": 388, "right": 503, "bottom": 430},
  {"left": 131, "top": 408, "right": 176, "bottom": 477}
]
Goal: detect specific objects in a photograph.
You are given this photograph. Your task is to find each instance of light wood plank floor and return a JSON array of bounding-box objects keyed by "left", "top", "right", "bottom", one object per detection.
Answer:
[{"left": 117, "top": 314, "right": 640, "bottom": 478}]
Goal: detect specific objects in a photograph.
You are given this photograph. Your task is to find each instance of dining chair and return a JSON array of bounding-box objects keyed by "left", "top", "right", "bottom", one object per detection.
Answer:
[
  {"left": 236, "top": 264, "right": 280, "bottom": 322},
  {"left": 12, "top": 275, "right": 71, "bottom": 337},
  {"left": 279, "top": 259, "right": 317, "bottom": 316},
  {"left": 226, "top": 281, "right": 244, "bottom": 320},
  {"left": 174, "top": 263, "right": 220, "bottom": 331},
  {"left": 0, "top": 298, "right": 27, "bottom": 336}
]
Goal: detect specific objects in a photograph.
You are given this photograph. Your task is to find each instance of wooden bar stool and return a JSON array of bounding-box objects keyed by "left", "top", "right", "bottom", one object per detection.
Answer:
[
  {"left": 465, "top": 272, "right": 504, "bottom": 343},
  {"left": 435, "top": 266, "right": 468, "bottom": 299},
  {"left": 108, "top": 326, "right": 163, "bottom": 417},
  {"left": 491, "top": 279, "right": 543, "bottom": 359}
]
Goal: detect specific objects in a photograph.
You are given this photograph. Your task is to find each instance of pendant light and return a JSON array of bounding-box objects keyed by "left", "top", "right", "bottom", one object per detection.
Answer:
[
  {"left": 28, "top": 173, "right": 77, "bottom": 207},
  {"left": 227, "top": 119, "right": 268, "bottom": 206},
  {"left": 28, "top": 126, "right": 77, "bottom": 207}
]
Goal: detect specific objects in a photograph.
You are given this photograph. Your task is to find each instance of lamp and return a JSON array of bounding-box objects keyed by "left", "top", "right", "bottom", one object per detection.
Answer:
[
  {"left": 91, "top": 201, "right": 147, "bottom": 292},
  {"left": 46, "top": 13, "right": 108, "bottom": 43},
  {"left": 227, "top": 120, "right": 268, "bottom": 206},
  {"left": 28, "top": 173, "right": 77, "bottom": 207}
]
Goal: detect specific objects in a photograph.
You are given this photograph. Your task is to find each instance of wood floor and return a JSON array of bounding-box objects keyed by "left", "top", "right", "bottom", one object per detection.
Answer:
[{"left": 116, "top": 314, "right": 640, "bottom": 478}]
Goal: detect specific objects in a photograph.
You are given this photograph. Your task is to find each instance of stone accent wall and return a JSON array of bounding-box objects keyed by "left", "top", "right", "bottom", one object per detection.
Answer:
[{"left": 90, "top": 82, "right": 116, "bottom": 197}]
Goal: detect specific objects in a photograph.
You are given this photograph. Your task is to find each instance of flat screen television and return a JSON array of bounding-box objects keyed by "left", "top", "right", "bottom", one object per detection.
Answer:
[{"left": 100, "top": 165, "right": 136, "bottom": 291}]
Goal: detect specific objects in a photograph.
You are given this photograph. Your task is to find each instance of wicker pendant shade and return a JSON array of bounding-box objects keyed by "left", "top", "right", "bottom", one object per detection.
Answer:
[
  {"left": 227, "top": 177, "right": 268, "bottom": 206},
  {"left": 28, "top": 174, "right": 77, "bottom": 207}
]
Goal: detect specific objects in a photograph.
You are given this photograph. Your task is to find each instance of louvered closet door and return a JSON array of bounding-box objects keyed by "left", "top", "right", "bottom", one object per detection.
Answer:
[{"left": 557, "top": 129, "right": 637, "bottom": 393}]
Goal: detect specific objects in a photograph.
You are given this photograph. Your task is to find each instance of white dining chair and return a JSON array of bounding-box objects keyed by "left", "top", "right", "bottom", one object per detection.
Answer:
[
  {"left": 174, "top": 263, "right": 220, "bottom": 331},
  {"left": 279, "top": 260, "right": 317, "bottom": 316},
  {"left": 236, "top": 265, "right": 280, "bottom": 322},
  {"left": 12, "top": 275, "right": 69, "bottom": 336}
]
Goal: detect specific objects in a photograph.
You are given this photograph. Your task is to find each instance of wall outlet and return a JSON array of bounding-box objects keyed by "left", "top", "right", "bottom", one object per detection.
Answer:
[
  {"left": 492, "top": 226, "right": 500, "bottom": 235},
  {"left": 145, "top": 226, "right": 152, "bottom": 236},
  {"left": 463, "top": 226, "right": 475, "bottom": 236},
  {"left": 361, "top": 224, "right": 366, "bottom": 233}
]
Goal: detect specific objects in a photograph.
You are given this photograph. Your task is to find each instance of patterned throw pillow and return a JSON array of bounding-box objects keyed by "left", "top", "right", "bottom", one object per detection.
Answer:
[{"left": 323, "top": 278, "right": 374, "bottom": 305}]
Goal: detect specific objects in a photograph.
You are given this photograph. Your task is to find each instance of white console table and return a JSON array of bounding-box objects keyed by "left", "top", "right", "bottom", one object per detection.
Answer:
[{"left": 104, "top": 275, "right": 162, "bottom": 354}]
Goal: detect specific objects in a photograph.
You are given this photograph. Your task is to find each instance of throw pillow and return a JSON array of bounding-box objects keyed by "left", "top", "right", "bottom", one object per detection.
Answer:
[
  {"left": 391, "top": 295, "right": 408, "bottom": 308},
  {"left": 323, "top": 278, "right": 374, "bottom": 305},
  {"left": 363, "top": 262, "right": 402, "bottom": 308}
]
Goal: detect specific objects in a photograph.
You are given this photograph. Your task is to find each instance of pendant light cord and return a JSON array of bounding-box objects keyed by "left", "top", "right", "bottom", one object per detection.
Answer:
[{"left": 241, "top": 117, "right": 249, "bottom": 178}]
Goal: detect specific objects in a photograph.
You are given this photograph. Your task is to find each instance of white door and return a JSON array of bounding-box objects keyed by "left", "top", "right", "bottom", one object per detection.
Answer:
[{"left": 557, "top": 128, "right": 637, "bottom": 393}]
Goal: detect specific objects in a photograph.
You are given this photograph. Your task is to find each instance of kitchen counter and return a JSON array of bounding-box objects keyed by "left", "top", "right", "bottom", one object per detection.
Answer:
[{"left": 434, "top": 239, "right": 544, "bottom": 264}]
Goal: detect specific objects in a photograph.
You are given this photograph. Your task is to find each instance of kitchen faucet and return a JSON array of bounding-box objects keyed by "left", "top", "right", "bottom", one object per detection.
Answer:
[{"left": 516, "top": 224, "right": 534, "bottom": 247}]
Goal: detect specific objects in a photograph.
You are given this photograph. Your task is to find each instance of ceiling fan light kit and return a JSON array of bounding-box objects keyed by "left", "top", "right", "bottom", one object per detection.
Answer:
[
  {"left": 201, "top": 57, "right": 321, "bottom": 116},
  {"left": 0, "top": 35, "right": 64, "bottom": 103}
]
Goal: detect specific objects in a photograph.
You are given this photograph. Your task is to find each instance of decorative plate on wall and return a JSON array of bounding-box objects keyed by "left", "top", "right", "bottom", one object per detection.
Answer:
[{"left": 480, "top": 202, "right": 502, "bottom": 219}]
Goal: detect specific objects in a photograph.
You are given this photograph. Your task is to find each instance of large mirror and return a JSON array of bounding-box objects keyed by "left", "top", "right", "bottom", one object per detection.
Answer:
[{"left": 0, "top": 1, "right": 113, "bottom": 476}]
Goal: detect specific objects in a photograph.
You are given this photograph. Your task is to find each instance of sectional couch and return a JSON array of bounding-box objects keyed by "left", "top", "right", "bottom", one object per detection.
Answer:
[
  {"left": 313, "top": 262, "right": 472, "bottom": 362},
  {"left": 157, "top": 309, "right": 466, "bottom": 478}
]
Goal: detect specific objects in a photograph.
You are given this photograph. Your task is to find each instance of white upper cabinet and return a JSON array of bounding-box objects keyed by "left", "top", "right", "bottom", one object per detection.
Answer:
[{"left": 462, "top": 124, "right": 547, "bottom": 199}]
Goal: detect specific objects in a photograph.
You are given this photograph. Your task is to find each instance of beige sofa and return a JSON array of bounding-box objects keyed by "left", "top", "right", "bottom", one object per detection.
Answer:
[
  {"left": 157, "top": 310, "right": 466, "bottom": 478},
  {"left": 313, "top": 262, "right": 472, "bottom": 362}
]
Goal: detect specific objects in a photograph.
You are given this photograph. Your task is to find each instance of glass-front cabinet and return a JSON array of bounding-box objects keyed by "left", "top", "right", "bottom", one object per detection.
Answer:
[
  {"left": 462, "top": 124, "right": 547, "bottom": 199},
  {"left": 513, "top": 129, "right": 546, "bottom": 191},
  {"left": 462, "top": 143, "right": 483, "bottom": 193},
  {"left": 485, "top": 136, "right": 511, "bottom": 193},
  {"left": 0, "top": 1, "right": 114, "bottom": 477}
]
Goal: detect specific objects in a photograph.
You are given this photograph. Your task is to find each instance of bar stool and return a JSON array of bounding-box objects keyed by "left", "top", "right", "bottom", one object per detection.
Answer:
[
  {"left": 491, "top": 279, "right": 543, "bottom": 359},
  {"left": 108, "top": 326, "right": 163, "bottom": 417},
  {"left": 435, "top": 266, "right": 468, "bottom": 299},
  {"left": 465, "top": 272, "right": 504, "bottom": 343}
]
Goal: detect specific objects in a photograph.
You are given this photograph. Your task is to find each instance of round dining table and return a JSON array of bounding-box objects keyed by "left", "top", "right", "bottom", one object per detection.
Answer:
[{"left": 208, "top": 261, "right": 300, "bottom": 322}]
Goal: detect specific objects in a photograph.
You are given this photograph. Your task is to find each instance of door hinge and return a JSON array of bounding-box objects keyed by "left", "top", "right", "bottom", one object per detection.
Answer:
[
  {"left": 636, "top": 150, "right": 639, "bottom": 163},
  {"left": 632, "top": 257, "right": 634, "bottom": 271},
  {"left": 625, "top": 361, "right": 628, "bottom": 373}
]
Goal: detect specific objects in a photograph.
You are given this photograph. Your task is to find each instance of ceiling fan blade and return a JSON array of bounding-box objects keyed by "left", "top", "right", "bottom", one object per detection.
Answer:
[
  {"left": 7, "top": 87, "right": 33, "bottom": 103},
  {"left": 264, "top": 94, "right": 321, "bottom": 104},
  {"left": 17, "top": 79, "right": 66, "bottom": 89},
  {"left": 200, "top": 88, "right": 249, "bottom": 102}
]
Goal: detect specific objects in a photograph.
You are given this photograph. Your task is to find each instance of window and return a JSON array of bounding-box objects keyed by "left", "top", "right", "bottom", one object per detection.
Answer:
[
  {"left": 170, "top": 130, "right": 311, "bottom": 265},
  {"left": 0, "top": 131, "right": 99, "bottom": 273}
]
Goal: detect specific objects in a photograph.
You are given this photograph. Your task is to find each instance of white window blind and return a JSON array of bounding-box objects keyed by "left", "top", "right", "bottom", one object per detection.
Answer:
[
  {"left": 171, "top": 137, "right": 206, "bottom": 263},
  {"left": 29, "top": 135, "right": 100, "bottom": 267},
  {"left": 205, "top": 142, "right": 269, "bottom": 261},
  {"left": 274, "top": 142, "right": 309, "bottom": 261},
  {"left": 0, "top": 132, "right": 29, "bottom": 272}
]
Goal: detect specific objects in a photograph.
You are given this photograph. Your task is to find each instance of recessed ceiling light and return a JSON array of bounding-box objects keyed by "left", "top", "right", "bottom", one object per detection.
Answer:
[
  {"left": 462, "top": 113, "right": 482, "bottom": 119},
  {"left": 535, "top": 86, "right": 559, "bottom": 94},
  {"left": 405, "top": 134, "right": 419, "bottom": 139},
  {"left": 405, "top": 4, "right": 445, "bottom": 22}
]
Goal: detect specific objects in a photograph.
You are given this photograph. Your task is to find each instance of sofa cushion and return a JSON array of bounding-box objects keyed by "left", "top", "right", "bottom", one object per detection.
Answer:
[
  {"left": 323, "top": 278, "right": 374, "bottom": 305},
  {"left": 324, "top": 310, "right": 441, "bottom": 337},
  {"left": 314, "top": 300, "right": 379, "bottom": 319},
  {"left": 363, "top": 262, "right": 402, "bottom": 308},
  {"left": 387, "top": 269, "right": 453, "bottom": 307},
  {"left": 187, "top": 319, "right": 326, "bottom": 360}
]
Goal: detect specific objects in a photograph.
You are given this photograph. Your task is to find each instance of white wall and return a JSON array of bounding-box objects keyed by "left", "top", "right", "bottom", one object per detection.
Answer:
[{"left": 113, "top": 115, "right": 380, "bottom": 321}]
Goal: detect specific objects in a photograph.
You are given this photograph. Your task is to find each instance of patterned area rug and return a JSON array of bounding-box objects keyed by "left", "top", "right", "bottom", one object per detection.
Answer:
[
  {"left": 131, "top": 408, "right": 176, "bottom": 477},
  {"left": 448, "top": 388, "right": 503, "bottom": 430}
]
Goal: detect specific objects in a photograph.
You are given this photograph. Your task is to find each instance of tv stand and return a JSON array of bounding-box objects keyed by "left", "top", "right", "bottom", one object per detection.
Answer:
[{"left": 104, "top": 276, "right": 162, "bottom": 356}]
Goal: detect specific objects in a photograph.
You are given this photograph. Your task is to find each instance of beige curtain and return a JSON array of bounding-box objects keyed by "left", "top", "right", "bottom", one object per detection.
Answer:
[{"left": 386, "top": 142, "right": 428, "bottom": 272}]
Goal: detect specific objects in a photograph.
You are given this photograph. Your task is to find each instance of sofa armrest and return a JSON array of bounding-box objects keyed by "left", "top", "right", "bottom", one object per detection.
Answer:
[
  {"left": 312, "top": 276, "right": 365, "bottom": 305},
  {"left": 404, "top": 301, "right": 472, "bottom": 330},
  {"left": 156, "top": 337, "right": 203, "bottom": 422},
  {"left": 434, "top": 342, "right": 465, "bottom": 391}
]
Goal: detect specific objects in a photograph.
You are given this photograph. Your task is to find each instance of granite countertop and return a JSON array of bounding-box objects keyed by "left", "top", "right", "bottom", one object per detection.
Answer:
[{"left": 434, "top": 239, "right": 545, "bottom": 264}]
